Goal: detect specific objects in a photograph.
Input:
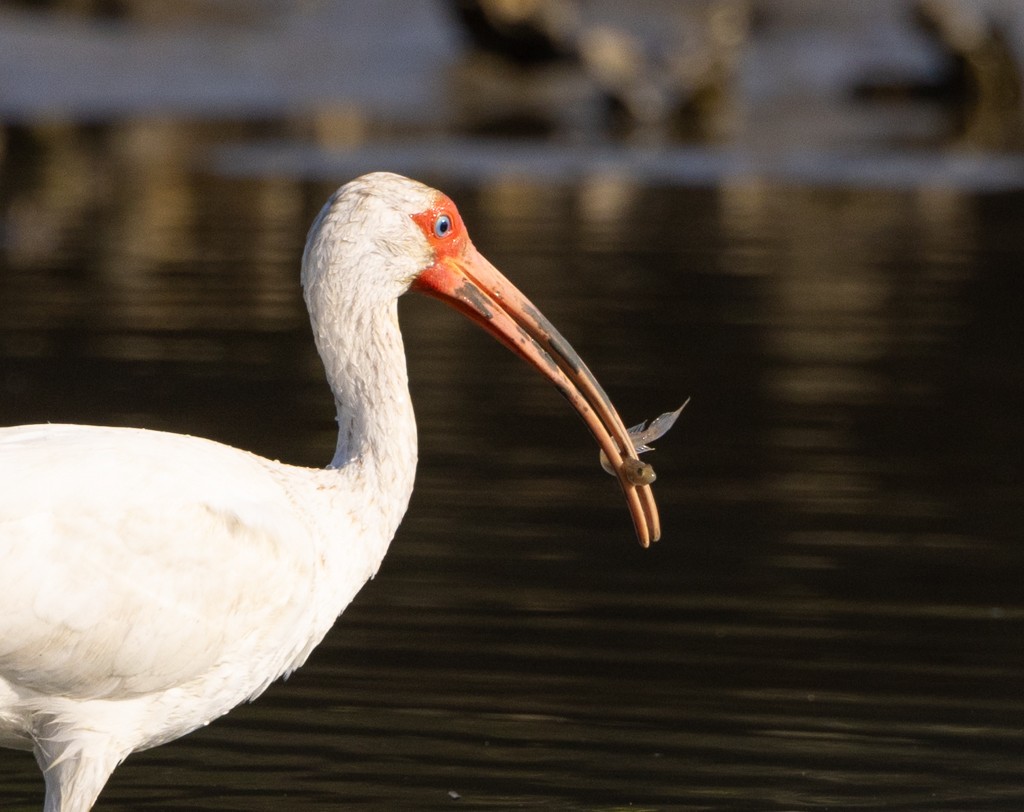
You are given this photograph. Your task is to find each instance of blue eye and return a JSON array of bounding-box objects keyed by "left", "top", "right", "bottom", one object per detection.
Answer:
[{"left": 433, "top": 213, "right": 452, "bottom": 239}]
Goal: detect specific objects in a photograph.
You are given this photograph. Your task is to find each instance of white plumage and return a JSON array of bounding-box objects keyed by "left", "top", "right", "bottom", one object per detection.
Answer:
[{"left": 0, "top": 172, "right": 661, "bottom": 811}]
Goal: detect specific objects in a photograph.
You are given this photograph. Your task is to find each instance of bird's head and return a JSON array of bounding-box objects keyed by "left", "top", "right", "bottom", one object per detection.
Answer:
[{"left": 303, "top": 172, "right": 661, "bottom": 546}]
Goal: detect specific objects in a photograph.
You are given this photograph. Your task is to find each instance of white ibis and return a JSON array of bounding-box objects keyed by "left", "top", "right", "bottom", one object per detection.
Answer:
[{"left": 0, "top": 172, "right": 663, "bottom": 812}]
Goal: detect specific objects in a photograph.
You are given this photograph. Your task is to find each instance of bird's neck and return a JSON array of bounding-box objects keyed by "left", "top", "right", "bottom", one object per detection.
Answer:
[{"left": 314, "top": 300, "right": 418, "bottom": 548}]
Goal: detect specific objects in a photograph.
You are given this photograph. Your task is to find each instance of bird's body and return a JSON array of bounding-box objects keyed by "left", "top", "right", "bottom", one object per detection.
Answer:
[
  {"left": 0, "top": 172, "right": 664, "bottom": 811},
  {"left": 0, "top": 424, "right": 387, "bottom": 745}
]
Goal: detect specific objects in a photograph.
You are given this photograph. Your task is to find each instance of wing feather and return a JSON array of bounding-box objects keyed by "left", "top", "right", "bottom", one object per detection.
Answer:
[{"left": 0, "top": 425, "right": 317, "bottom": 700}]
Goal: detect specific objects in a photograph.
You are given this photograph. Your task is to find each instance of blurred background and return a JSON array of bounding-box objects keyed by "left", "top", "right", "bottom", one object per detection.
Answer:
[{"left": 1, "top": 1, "right": 1023, "bottom": 809}]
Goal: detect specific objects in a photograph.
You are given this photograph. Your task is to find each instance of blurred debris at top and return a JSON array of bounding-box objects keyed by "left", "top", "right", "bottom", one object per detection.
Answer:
[
  {"left": 450, "top": 0, "right": 577, "bottom": 65},
  {"left": 0, "top": 0, "right": 1021, "bottom": 151},
  {"left": 447, "top": 0, "right": 1023, "bottom": 146},
  {"left": 447, "top": 0, "right": 747, "bottom": 137}
]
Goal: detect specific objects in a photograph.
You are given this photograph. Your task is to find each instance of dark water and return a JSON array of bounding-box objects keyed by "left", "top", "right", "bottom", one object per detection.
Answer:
[{"left": 2, "top": 125, "right": 1023, "bottom": 810}]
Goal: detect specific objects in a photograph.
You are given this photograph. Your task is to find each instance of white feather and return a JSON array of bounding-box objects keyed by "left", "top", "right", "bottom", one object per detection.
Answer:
[{"left": 0, "top": 173, "right": 433, "bottom": 811}]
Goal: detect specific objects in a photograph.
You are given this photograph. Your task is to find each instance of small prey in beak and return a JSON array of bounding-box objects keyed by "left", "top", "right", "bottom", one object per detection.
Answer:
[{"left": 600, "top": 400, "right": 689, "bottom": 484}]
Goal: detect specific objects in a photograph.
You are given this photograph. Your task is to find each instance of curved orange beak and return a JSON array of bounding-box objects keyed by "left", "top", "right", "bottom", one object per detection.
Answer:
[{"left": 412, "top": 217, "right": 660, "bottom": 547}]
